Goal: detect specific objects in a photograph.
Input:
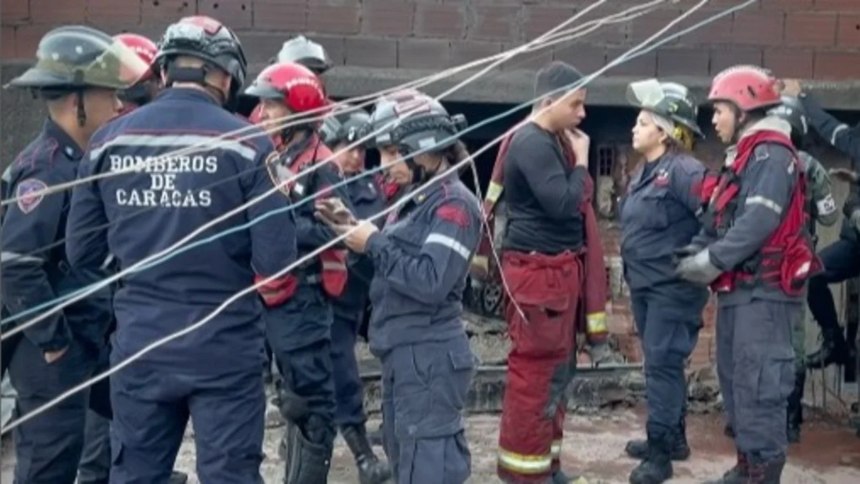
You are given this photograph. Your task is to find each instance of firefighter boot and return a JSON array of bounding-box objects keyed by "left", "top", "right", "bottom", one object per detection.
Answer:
[
  {"left": 704, "top": 451, "right": 748, "bottom": 484},
  {"left": 807, "top": 327, "right": 851, "bottom": 369},
  {"left": 746, "top": 454, "right": 786, "bottom": 484},
  {"left": 341, "top": 424, "right": 392, "bottom": 484},
  {"left": 625, "top": 416, "right": 690, "bottom": 461},
  {"left": 628, "top": 432, "right": 672, "bottom": 484},
  {"left": 787, "top": 370, "right": 805, "bottom": 444}
]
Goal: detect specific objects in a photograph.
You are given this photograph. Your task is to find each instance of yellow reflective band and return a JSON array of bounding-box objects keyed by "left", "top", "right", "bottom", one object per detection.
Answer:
[
  {"left": 551, "top": 440, "right": 562, "bottom": 457},
  {"left": 586, "top": 312, "right": 607, "bottom": 333},
  {"left": 486, "top": 182, "right": 503, "bottom": 204},
  {"left": 498, "top": 449, "right": 552, "bottom": 475}
]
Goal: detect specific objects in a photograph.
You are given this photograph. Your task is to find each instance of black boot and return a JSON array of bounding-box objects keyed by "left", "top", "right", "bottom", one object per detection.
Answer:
[
  {"left": 628, "top": 432, "right": 673, "bottom": 484},
  {"left": 704, "top": 451, "right": 748, "bottom": 484},
  {"left": 787, "top": 370, "right": 805, "bottom": 444},
  {"left": 282, "top": 418, "right": 333, "bottom": 484},
  {"left": 168, "top": 471, "right": 188, "bottom": 484},
  {"left": 341, "top": 424, "right": 392, "bottom": 484},
  {"left": 807, "top": 327, "right": 851, "bottom": 369},
  {"left": 747, "top": 454, "right": 786, "bottom": 484},
  {"left": 625, "top": 416, "right": 690, "bottom": 461}
]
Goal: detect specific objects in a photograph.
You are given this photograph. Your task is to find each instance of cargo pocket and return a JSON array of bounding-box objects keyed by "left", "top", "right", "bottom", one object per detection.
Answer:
[{"left": 756, "top": 347, "right": 796, "bottom": 406}]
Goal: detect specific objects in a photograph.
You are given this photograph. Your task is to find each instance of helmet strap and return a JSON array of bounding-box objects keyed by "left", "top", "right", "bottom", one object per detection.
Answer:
[
  {"left": 76, "top": 90, "right": 86, "bottom": 127},
  {"left": 166, "top": 63, "right": 228, "bottom": 106}
]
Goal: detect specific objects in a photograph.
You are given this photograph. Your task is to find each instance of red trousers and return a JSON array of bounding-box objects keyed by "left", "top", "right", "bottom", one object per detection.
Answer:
[{"left": 497, "top": 250, "right": 582, "bottom": 483}]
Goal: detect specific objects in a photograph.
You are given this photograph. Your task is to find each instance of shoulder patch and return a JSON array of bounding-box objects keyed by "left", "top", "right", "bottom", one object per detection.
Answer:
[
  {"left": 436, "top": 203, "right": 470, "bottom": 228},
  {"left": 16, "top": 178, "right": 48, "bottom": 214}
]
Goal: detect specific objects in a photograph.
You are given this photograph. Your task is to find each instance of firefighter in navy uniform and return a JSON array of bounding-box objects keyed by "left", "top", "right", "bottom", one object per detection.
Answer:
[
  {"left": 1, "top": 26, "right": 147, "bottom": 484},
  {"left": 676, "top": 66, "right": 819, "bottom": 484},
  {"left": 317, "top": 89, "right": 480, "bottom": 484},
  {"left": 320, "top": 104, "right": 392, "bottom": 484},
  {"left": 245, "top": 61, "right": 352, "bottom": 483},
  {"left": 619, "top": 79, "right": 709, "bottom": 484},
  {"left": 65, "top": 16, "right": 298, "bottom": 483},
  {"left": 782, "top": 79, "right": 860, "bottom": 373},
  {"left": 767, "top": 96, "right": 838, "bottom": 444}
]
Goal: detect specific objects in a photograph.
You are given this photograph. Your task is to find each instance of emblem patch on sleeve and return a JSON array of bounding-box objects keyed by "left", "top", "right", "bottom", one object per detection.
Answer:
[{"left": 16, "top": 178, "right": 48, "bottom": 214}]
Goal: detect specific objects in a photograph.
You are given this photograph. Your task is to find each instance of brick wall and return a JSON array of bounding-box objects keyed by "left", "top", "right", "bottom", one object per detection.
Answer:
[{"left": 3, "top": 0, "right": 860, "bottom": 80}]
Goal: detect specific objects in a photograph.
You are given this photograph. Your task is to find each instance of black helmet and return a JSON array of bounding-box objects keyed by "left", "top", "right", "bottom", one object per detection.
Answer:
[
  {"left": 768, "top": 96, "right": 808, "bottom": 146},
  {"left": 155, "top": 16, "right": 248, "bottom": 106},
  {"left": 365, "top": 89, "right": 467, "bottom": 154},
  {"left": 321, "top": 104, "right": 371, "bottom": 147},
  {"left": 5, "top": 25, "right": 149, "bottom": 92},
  {"left": 627, "top": 78, "right": 704, "bottom": 138},
  {"left": 275, "top": 35, "right": 331, "bottom": 75}
]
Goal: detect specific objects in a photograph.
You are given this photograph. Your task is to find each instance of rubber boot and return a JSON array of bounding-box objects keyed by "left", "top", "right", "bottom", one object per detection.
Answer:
[
  {"left": 746, "top": 454, "right": 786, "bottom": 484},
  {"left": 628, "top": 432, "right": 672, "bottom": 484},
  {"left": 807, "top": 326, "right": 851, "bottom": 369},
  {"left": 704, "top": 451, "right": 748, "bottom": 484},
  {"left": 551, "top": 469, "right": 587, "bottom": 483},
  {"left": 625, "top": 416, "right": 690, "bottom": 461},
  {"left": 787, "top": 370, "right": 805, "bottom": 444},
  {"left": 341, "top": 424, "right": 392, "bottom": 484}
]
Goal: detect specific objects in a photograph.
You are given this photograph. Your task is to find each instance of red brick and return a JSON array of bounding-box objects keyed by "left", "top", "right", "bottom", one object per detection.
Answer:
[
  {"left": 344, "top": 37, "right": 396, "bottom": 68},
  {"left": 760, "top": 0, "right": 813, "bottom": 10},
  {"left": 141, "top": 0, "right": 196, "bottom": 24},
  {"left": 657, "top": 47, "right": 709, "bottom": 77},
  {"left": 307, "top": 2, "right": 360, "bottom": 35},
  {"left": 1, "top": 0, "right": 29, "bottom": 25},
  {"left": 814, "top": 50, "right": 860, "bottom": 80},
  {"left": 501, "top": 41, "right": 555, "bottom": 72},
  {"left": 678, "top": 9, "right": 732, "bottom": 45},
  {"left": 252, "top": 1, "right": 307, "bottom": 31},
  {"left": 763, "top": 48, "right": 813, "bottom": 79},
  {"left": 690, "top": 334, "right": 714, "bottom": 367},
  {"left": 732, "top": 10, "right": 785, "bottom": 46},
  {"left": 837, "top": 14, "right": 860, "bottom": 48},
  {"left": 86, "top": 0, "right": 141, "bottom": 26},
  {"left": 450, "top": 40, "right": 501, "bottom": 68},
  {"left": 605, "top": 47, "right": 656, "bottom": 77},
  {"left": 616, "top": 334, "right": 643, "bottom": 363},
  {"left": 398, "top": 38, "right": 450, "bottom": 70},
  {"left": 362, "top": 0, "right": 413, "bottom": 37},
  {"left": 815, "top": 0, "right": 860, "bottom": 12},
  {"left": 14, "top": 24, "right": 51, "bottom": 59},
  {"left": 523, "top": 5, "right": 576, "bottom": 41},
  {"left": 2, "top": 26, "right": 16, "bottom": 59},
  {"left": 710, "top": 47, "right": 762, "bottom": 76},
  {"left": 784, "top": 13, "right": 836, "bottom": 47},
  {"left": 629, "top": 9, "right": 685, "bottom": 45},
  {"left": 470, "top": 5, "right": 521, "bottom": 42},
  {"left": 30, "top": 0, "right": 86, "bottom": 24},
  {"left": 198, "top": 1, "right": 252, "bottom": 30},
  {"left": 553, "top": 43, "right": 605, "bottom": 74},
  {"left": 415, "top": 2, "right": 465, "bottom": 39}
]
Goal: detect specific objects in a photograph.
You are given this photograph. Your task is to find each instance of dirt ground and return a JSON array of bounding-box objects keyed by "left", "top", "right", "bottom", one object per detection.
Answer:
[{"left": 3, "top": 404, "right": 859, "bottom": 483}]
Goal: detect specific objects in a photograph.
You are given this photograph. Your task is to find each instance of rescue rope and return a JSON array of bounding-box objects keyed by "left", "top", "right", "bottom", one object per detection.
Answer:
[
  {"left": 1, "top": 0, "right": 665, "bottom": 329},
  {"left": 0, "top": 0, "right": 758, "bottom": 434},
  {"left": 0, "top": 0, "right": 669, "bottom": 208}
]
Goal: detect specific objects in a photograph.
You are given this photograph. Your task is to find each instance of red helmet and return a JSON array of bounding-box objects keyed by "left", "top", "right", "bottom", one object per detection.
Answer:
[
  {"left": 708, "top": 65, "right": 781, "bottom": 112},
  {"left": 114, "top": 33, "right": 158, "bottom": 81},
  {"left": 244, "top": 62, "right": 327, "bottom": 114}
]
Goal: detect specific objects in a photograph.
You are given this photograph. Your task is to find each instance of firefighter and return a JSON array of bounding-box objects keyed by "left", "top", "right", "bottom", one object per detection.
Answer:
[
  {"left": 620, "top": 79, "right": 709, "bottom": 484},
  {"left": 276, "top": 35, "right": 333, "bottom": 76},
  {"left": 64, "top": 16, "right": 298, "bottom": 483},
  {"left": 495, "top": 61, "right": 596, "bottom": 484},
  {"left": 676, "top": 65, "right": 818, "bottom": 483},
  {"left": 245, "top": 61, "right": 352, "bottom": 483},
  {"left": 767, "top": 95, "right": 838, "bottom": 444},
  {"left": 316, "top": 89, "right": 480, "bottom": 484},
  {"left": 319, "top": 105, "right": 392, "bottom": 483},
  {"left": 113, "top": 33, "right": 162, "bottom": 113},
  {"left": 1, "top": 25, "right": 147, "bottom": 483},
  {"left": 782, "top": 79, "right": 859, "bottom": 372}
]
